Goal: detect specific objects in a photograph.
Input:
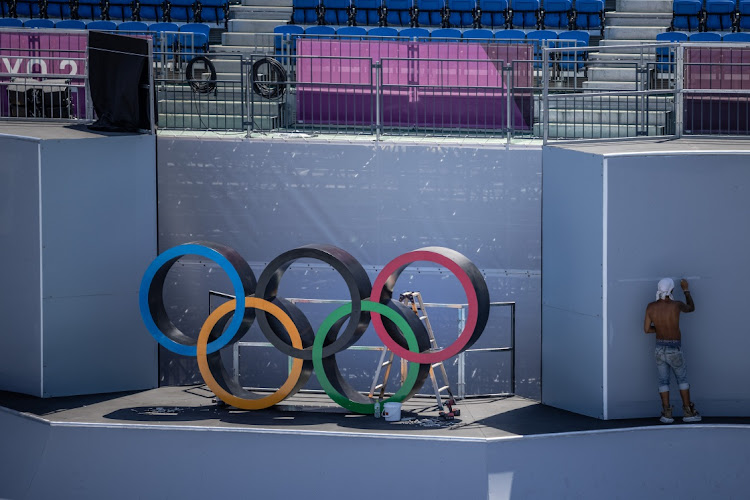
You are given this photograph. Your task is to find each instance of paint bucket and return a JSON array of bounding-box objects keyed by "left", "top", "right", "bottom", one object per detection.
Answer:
[{"left": 382, "top": 402, "right": 401, "bottom": 422}]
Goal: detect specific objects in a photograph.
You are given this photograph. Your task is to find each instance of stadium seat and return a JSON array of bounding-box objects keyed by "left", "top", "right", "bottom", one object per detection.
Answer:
[
  {"left": 704, "top": 0, "right": 736, "bottom": 31},
  {"left": 525, "top": 29, "right": 557, "bottom": 65},
  {"left": 655, "top": 31, "right": 687, "bottom": 71},
  {"left": 134, "top": 0, "right": 166, "bottom": 21},
  {"left": 368, "top": 25, "right": 399, "bottom": 37},
  {"left": 477, "top": 0, "right": 508, "bottom": 28},
  {"left": 165, "top": 0, "right": 195, "bottom": 22},
  {"left": 0, "top": 17, "right": 23, "bottom": 26},
  {"left": 76, "top": 0, "right": 105, "bottom": 21},
  {"left": 86, "top": 19, "right": 117, "bottom": 29},
  {"left": 24, "top": 18, "right": 55, "bottom": 28},
  {"left": 462, "top": 27, "right": 493, "bottom": 40},
  {"left": 430, "top": 26, "right": 461, "bottom": 38},
  {"left": 118, "top": 20, "right": 149, "bottom": 31},
  {"left": 739, "top": 0, "right": 750, "bottom": 30},
  {"left": 510, "top": 0, "right": 540, "bottom": 28},
  {"left": 542, "top": 0, "right": 572, "bottom": 29},
  {"left": 179, "top": 22, "right": 210, "bottom": 52},
  {"left": 337, "top": 25, "right": 367, "bottom": 37},
  {"left": 15, "top": 0, "right": 42, "bottom": 18},
  {"left": 274, "top": 24, "right": 304, "bottom": 62},
  {"left": 47, "top": 0, "right": 73, "bottom": 19},
  {"left": 292, "top": 0, "right": 320, "bottom": 24},
  {"left": 557, "top": 30, "right": 589, "bottom": 70},
  {"left": 446, "top": 0, "right": 476, "bottom": 27},
  {"left": 399, "top": 26, "right": 429, "bottom": 37},
  {"left": 671, "top": 0, "right": 703, "bottom": 31},
  {"left": 56, "top": 19, "right": 87, "bottom": 28},
  {"left": 493, "top": 28, "right": 525, "bottom": 41},
  {"left": 689, "top": 31, "right": 722, "bottom": 40},
  {"left": 352, "top": 0, "right": 382, "bottom": 25},
  {"left": 196, "top": 0, "right": 228, "bottom": 26},
  {"left": 305, "top": 24, "right": 336, "bottom": 36},
  {"left": 574, "top": 0, "right": 604, "bottom": 34},
  {"left": 107, "top": 0, "right": 136, "bottom": 21},
  {"left": 723, "top": 31, "right": 750, "bottom": 40},
  {"left": 321, "top": 0, "right": 351, "bottom": 24},
  {"left": 384, "top": 0, "right": 413, "bottom": 26},
  {"left": 416, "top": 0, "right": 444, "bottom": 26},
  {"left": 149, "top": 21, "right": 179, "bottom": 56}
]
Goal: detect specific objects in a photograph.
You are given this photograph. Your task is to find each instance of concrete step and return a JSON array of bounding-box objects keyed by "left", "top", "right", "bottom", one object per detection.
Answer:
[
  {"left": 604, "top": 26, "right": 670, "bottom": 40},
  {"left": 155, "top": 85, "right": 246, "bottom": 101},
  {"left": 534, "top": 122, "right": 667, "bottom": 138},
  {"left": 228, "top": 19, "right": 290, "bottom": 33},
  {"left": 213, "top": 44, "right": 275, "bottom": 54},
  {"left": 541, "top": 108, "right": 670, "bottom": 126},
  {"left": 597, "top": 39, "right": 662, "bottom": 54},
  {"left": 582, "top": 80, "right": 638, "bottom": 89},
  {"left": 210, "top": 58, "right": 244, "bottom": 73},
  {"left": 230, "top": 5, "right": 292, "bottom": 18},
  {"left": 215, "top": 72, "right": 244, "bottom": 81},
  {"left": 223, "top": 31, "right": 279, "bottom": 48},
  {"left": 615, "top": 0, "right": 673, "bottom": 13},
  {"left": 241, "top": 0, "right": 292, "bottom": 6},
  {"left": 157, "top": 98, "right": 284, "bottom": 114},
  {"left": 158, "top": 113, "right": 246, "bottom": 129},
  {"left": 588, "top": 66, "right": 639, "bottom": 81},
  {"left": 588, "top": 52, "right": 656, "bottom": 62},
  {"left": 605, "top": 12, "right": 672, "bottom": 27},
  {"left": 546, "top": 95, "right": 673, "bottom": 110}
]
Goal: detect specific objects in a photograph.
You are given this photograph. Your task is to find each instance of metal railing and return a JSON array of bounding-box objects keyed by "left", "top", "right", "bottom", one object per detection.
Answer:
[{"left": 208, "top": 290, "right": 516, "bottom": 399}]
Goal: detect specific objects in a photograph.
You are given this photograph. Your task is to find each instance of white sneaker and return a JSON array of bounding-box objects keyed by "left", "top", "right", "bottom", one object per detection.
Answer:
[
  {"left": 683, "top": 403, "right": 702, "bottom": 423},
  {"left": 660, "top": 406, "right": 674, "bottom": 424}
]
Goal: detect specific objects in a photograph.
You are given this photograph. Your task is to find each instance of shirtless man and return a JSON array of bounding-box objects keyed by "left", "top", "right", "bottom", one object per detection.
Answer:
[{"left": 644, "top": 278, "right": 701, "bottom": 424}]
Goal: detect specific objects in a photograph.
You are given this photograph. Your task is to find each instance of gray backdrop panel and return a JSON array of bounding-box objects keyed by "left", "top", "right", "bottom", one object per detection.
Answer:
[{"left": 157, "top": 138, "right": 542, "bottom": 399}]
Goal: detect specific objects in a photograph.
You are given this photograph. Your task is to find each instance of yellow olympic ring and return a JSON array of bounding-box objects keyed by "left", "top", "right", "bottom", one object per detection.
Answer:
[{"left": 196, "top": 297, "right": 305, "bottom": 410}]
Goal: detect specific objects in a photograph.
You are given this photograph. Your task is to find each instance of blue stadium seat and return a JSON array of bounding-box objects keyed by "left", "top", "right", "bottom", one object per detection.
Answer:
[
  {"left": 739, "top": 0, "right": 750, "bottom": 30},
  {"left": 15, "top": 0, "right": 42, "bottom": 18},
  {"left": 46, "top": 0, "right": 73, "bottom": 19},
  {"left": 87, "top": 19, "right": 117, "bottom": 29},
  {"left": 179, "top": 22, "right": 210, "bottom": 52},
  {"left": 107, "top": 0, "right": 136, "bottom": 21},
  {"left": 704, "top": 0, "right": 736, "bottom": 31},
  {"left": 575, "top": 0, "right": 604, "bottom": 33},
  {"left": 462, "top": 27, "right": 492, "bottom": 40},
  {"left": 197, "top": 0, "right": 228, "bottom": 26},
  {"left": 542, "top": 0, "right": 572, "bottom": 29},
  {"left": 353, "top": 0, "right": 382, "bottom": 25},
  {"left": 557, "top": 30, "right": 589, "bottom": 70},
  {"left": 56, "top": 19, "right": 87, "bottom": 28},
  {"left": 671, "top": 0, "right": 703, "bottom": 31},
  {"left": 305, "top": 24, "right": 336, "bottom": 36},
  {"left": 274, "top": 24, "right": 304, "bottom": 62},
  {"left": 655, "top": 31, "right": 686, "bottom": 71},
  {"left": 399, "top": 26, "right": 429, "bottom": 37},
  {"left": 493, "top": 28, "right": 525, "bottom": 41},
  {"left": 384, "top": 0, "right": 413, "bottom": 26},
  {"left": 525, "top": 29, "right": 557, "bottom": 64},
  {"left": 0, "top": 17, "right": 23, "bottom": 26},
  {"left": 416, "top": 0, "right": 444, "bottom": 26},
  {"left": 321, "top": 0, "right": 351, "bottom": 24},
  {"left": 24, "top": 18, "right": 55, "bottom": 27},
  {"left": 135, "top": 0, "right": 166, "bottom": 21},
  {"left": 165, "top": 0, "right": 195, "bottom": 22},
  {"left": 149, "top": 21, "right": 179, "bottom": 56},
  {"left": 510, "top": 0, "right": 540, "bottom": 28},
  {"left": 76, "top": 0, "right": 105, "bottom": 20},
  {"left": 368, "top": 25, "right": 399, "bottom": 36},
  {"left": 337, "top": 25, "right": 367, "bottom": 37},
  {"left": 446, "top": 0, "right": 475, "bottom": 27},
  {"left": 118, "top": 20, "right": 149, "bottom": 30},
  {"left": 430, "top": 26, "right": 461, "bottom": 38},
  {"left": 292, "top": 0, "right": 320, "bottom": 24},
  {"left": 477, "top": 0, "right": 508, "bottom": 28},
  {"left": 723, "top": 31, "right": 750, "bottom": 40},
  {"left": 689, "top": 31, "right": 722, "bottom": 40}
]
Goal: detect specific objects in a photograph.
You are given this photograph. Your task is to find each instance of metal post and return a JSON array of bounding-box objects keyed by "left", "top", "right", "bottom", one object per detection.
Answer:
[
  {"left": 542, "top": 47, "right": 550, "bottom": 144},
  {"left": 506, "top": 64, "right": 512, "bottom": 146},
  {"left": 675, "top": 43, "right": 684, "bottom": 138},
  {"left": 374, "top": 60, "right": 381, "bottom": 141},
  {"left": 247, "top": 56, "right": 253, "bottom": 137},
  {"left": 510, "top": 302, "right": 516, "bottom": 395},
  {"left": 148, "top": 37, "right": 155, "bottom": 134},
  {"left": 457, "top": 306, "right": 467, "bottom": 399}
]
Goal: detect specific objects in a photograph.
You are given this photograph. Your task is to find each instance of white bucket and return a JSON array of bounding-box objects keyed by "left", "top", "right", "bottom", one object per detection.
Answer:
[{"left": 382, "top": 402, "right": 402, "bottom": 422}]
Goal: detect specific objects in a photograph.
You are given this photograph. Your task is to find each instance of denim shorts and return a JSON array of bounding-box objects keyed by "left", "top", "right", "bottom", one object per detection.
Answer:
[{"left": 655, "top": 343, "right": 689, "bottom": 393}]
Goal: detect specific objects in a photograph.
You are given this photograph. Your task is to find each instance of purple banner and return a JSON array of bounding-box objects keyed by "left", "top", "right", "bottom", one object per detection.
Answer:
[{"left": 296, "top": 40, "right": 534, "bottom": 130}]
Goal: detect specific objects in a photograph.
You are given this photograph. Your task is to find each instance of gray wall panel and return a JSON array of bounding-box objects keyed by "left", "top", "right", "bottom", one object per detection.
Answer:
[
  {"left": 606, "top": 154, "right": 750, "bottom": 418},
  {"left": 0, "top": 136, "right": 42, "bottom": 396},
  {"left": 541, "top": 147, "right": 603, "bottom": 417},
  {"left": 157, "top": 138, "right": 542, "bottom": 399}
]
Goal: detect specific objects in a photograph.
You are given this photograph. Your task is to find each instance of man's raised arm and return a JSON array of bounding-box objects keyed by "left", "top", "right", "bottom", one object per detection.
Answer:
[{"left": 680, "top": 278, "right": 696, "bottom": 313}]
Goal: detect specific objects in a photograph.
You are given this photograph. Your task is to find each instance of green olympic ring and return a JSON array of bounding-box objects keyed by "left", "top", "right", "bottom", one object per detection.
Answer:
[{"left": 313, "top": 300, "right": 422, "bottom": 414}]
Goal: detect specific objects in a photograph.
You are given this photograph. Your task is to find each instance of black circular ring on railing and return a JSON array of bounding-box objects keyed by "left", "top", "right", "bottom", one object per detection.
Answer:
[
  {"left": 251, "top": 57, "right": 287, "bottom": 100},
  {"left": 186, "top": 56, "right": 217, "bottom": 94},
  {"left": 255, "top": 244, "right": 372, "bottom": 360}
]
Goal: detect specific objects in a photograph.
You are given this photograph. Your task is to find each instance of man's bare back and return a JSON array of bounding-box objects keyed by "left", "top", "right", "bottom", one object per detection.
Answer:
[{"left": 644, "top": 279, "right": 695, "bottom": 340}]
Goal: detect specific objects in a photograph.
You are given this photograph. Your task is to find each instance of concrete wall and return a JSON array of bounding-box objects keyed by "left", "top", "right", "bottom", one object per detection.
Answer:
[
  {"left": 0, "top": 133, "right": 159, "bottom": 398},
  {"left": 3, "top": 406, "right": 750, "bottom": 500},
  {"left": 542, "top": 147, "right": 750, "bottom": 419}
]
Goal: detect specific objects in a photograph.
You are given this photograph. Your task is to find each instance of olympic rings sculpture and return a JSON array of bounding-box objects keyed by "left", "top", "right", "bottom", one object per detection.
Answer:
[{"left": 139, "top": 242, "right": 490, "bottom": 414}]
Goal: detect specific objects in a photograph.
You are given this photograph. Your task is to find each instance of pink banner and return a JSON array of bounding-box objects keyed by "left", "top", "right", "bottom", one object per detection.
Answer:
[{"left": 0, "top": 31, "right": 88, "bottom": 77}]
